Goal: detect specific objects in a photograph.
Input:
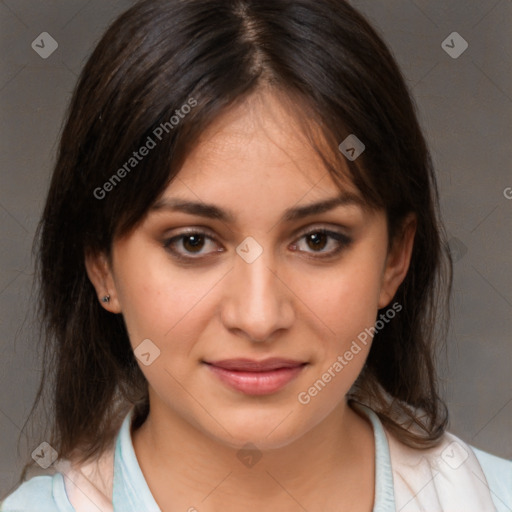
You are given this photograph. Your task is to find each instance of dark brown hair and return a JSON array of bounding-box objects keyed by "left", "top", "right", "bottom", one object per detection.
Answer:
[{"left": 20, "top": 0, "right": 451, "bottom": 479}]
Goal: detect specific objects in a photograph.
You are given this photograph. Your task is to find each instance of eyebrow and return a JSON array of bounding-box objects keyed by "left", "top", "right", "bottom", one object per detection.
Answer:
[{"left": 150, "top": 192, "right": 364, "bottom": 224}]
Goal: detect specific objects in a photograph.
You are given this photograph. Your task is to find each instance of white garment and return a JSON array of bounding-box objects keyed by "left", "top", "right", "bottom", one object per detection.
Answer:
[{"left": 3, "top": 403, "right": 511, "bottom": 512}]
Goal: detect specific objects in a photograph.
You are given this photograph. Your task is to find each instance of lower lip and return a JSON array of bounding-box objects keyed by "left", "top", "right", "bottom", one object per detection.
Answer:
[{"left": 205, "top": 364, "right": 306, "bottom": 395}]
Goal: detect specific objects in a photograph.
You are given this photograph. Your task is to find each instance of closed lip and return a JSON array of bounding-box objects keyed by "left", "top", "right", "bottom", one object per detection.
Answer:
[{"left": 203, "top": 358, "right": 307, "bottom": 372}]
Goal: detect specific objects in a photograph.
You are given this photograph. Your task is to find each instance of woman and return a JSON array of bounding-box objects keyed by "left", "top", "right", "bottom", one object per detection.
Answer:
[{"left": 2, "top": 0, "right": 511, "bottom": 511}]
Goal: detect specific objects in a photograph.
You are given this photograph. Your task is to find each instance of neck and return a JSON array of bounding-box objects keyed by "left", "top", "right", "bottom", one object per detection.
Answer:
[{"left": 132, "top": 398, "right": 375, "bottom": 511}]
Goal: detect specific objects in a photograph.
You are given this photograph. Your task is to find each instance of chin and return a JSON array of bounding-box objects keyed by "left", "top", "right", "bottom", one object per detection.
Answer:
[{"left": 202, "top": 407, "right": 308, "bottom": 451}]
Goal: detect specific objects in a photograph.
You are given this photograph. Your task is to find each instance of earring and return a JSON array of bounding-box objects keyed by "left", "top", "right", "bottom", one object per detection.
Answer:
[{"left": 102, "top": 295, "right": 111, "bottom": 303}]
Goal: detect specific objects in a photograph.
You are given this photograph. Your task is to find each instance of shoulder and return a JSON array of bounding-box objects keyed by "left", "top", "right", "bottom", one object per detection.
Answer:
[
  {"left": 1, "top": 473, "right": 73, "bottom": 512},
  {"left": 385, "top": 425, "right": 512, "bottom": 512},
  {"left": 470, "top": 445, "right": 512, "bottom": 512}
]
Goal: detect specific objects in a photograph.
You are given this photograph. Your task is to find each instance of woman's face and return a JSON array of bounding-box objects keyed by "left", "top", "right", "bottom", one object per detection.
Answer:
[{"left": 87, "top": 90, "right": 414, "bottom": 450}]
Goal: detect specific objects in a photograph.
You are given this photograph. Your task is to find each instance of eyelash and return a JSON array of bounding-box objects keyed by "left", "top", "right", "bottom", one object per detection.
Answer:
[{"left": 163, "top": 227, "right": 352, "bottom": 262}]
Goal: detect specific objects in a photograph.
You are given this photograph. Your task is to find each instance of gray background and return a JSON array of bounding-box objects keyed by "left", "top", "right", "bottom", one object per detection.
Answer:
[{"left": 1, "top": 0, "right": 511, "bottom": 499}]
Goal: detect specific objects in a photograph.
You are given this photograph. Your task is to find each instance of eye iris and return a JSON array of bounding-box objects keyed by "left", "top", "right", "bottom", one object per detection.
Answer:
[
  {"left": 183, "top": 234, "right": 204, "bottom": 253},
  {"left": 306, "top": 232, "right": 328, "bottom": 251}
]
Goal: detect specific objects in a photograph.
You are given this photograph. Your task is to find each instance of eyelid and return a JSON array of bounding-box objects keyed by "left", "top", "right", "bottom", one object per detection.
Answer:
[
  {"left": 165, "top": 223, "right": 350, "bottom": 243},
  {"left": 293, "top": 222, "right": 351, "bottom": 238},
  {"left": 169, "top": 226, "right": 217, "bottom": 237}
]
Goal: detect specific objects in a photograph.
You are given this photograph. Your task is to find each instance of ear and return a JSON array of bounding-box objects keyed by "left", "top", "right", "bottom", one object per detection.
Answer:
[
  {"left": 84, "top": 249, "right": 122, "bottom": 313},
  {"left": 378, "top": 213, "right": 416, "bottom": 309}
]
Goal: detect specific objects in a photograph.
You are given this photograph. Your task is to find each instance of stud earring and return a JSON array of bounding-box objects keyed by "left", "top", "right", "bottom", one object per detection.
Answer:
[{"left": 101, "top": 295, "right": 111, "bottom": 303}]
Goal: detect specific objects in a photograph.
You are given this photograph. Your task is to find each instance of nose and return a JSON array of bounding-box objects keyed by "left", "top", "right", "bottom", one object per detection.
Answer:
[{"left": 220, "top": 246, "right": 295, "bottom": 343}]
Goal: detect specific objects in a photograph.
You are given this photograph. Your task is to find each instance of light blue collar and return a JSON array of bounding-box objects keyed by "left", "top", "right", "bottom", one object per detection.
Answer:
[
  {"left": 112, "top": 402, "right": 396, "bottom": 511},
  {"left": 113, "top": 409, "right": 161, "bottom": 511},
  {"left": 352, "top": 401, "right": 396, "bottom": 512}
]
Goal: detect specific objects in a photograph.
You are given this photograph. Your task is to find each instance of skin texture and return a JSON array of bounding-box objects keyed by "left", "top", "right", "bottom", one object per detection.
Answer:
[{"left": 86, "top": 89, "right": 416, "bottom": 511}]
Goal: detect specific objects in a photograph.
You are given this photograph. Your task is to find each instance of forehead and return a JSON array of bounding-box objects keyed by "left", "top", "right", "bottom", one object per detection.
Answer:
[{"left": 163, "top": 90, "right": 360, "bottom": 205}]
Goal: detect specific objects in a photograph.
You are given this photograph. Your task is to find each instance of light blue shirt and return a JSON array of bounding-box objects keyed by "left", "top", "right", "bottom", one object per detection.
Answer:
[{"left": 2, "top": 405, "right": 511, "bottom": 511}]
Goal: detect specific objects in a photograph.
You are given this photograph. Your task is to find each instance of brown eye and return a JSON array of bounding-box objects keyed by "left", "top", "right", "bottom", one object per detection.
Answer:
[
  {"left": 305, "top": 232, "right": 329, "bottom": 251},
  {"left": 163, "top": 230, "right": 223, "bottom": 261},
  {"left": 182, "top": 234, "right": 206, "bottom": 253},
  {"left": 291, "top": 229, "right": 352, "bottom": 259}
]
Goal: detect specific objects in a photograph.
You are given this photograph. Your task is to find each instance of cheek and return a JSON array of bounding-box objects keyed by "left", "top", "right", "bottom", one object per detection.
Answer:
[
  {"left": 293, "top": 265, "right": 383, "bottom": 409},
  {"left": 113, "top": 244, "right": 223, "bottom": 358},
  {"left": 112, "top": 243, "right": 183, "bottom": 343},
  {"left": 299, "top": 257, "right": 385, "bottom": 341}
]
